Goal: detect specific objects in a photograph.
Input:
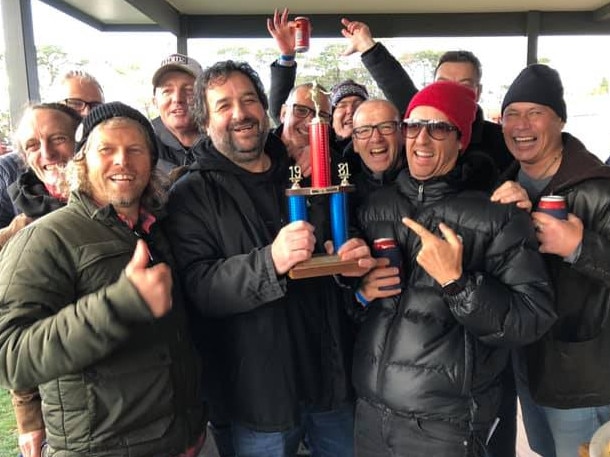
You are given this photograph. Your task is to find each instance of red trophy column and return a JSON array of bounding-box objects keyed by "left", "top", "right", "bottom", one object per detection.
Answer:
[{"left": 309, "top": 117, "right": 331, "bottom": 188}]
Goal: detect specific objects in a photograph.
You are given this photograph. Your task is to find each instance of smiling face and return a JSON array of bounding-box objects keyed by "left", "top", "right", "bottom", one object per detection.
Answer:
[
  {"left": 204, "top": 71, "right": 269, "bottom": 171},
  {"left": 18, "top": 107, "right": 77, "bottom": 188},
  {"left": 405, "top": 106, "right": 461, "bottom": 180},
  {"left": 153, "top": 70, "right": 197, "bottom": 138},
  {"left": 280, "top": 85, "right": 331, "bottom": 151},
  {"left": 332, "top": 95, "right": 365, "bottom": 140},
  {"left": 83, "top": 118, "right": 152, "bottom": 220},
  {"left": 501, "top": 102, "right": 565, "bottom": 172},
  {"left": 352, "top": 100, "right": 403, "bottom": 175}
]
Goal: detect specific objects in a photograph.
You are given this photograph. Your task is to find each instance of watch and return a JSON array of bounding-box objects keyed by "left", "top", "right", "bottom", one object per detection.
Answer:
[{"left": 441, "top": 274, "right": 467, "bottom": 296}]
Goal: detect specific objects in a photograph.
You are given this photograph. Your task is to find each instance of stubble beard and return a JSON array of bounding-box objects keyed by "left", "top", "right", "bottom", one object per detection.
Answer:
[{"left": 217, "top": 117, "right": 269, "bottom": 165}]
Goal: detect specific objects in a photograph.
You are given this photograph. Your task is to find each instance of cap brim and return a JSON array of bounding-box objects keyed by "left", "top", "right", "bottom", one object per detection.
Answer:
[{"left": 152, "top": 64, "right": 196, "bottom": 87}]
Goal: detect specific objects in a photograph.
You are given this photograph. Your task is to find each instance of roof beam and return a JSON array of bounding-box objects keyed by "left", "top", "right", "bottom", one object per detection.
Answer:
[
  {"left": 185, "top": 11, "right": 610, "bottom": 39},
  {"left": 39, "top": 0, "right": 106, "bottom": 30},
  {"left": 123, "top": 0, "right": 181, "bottom": 35}
]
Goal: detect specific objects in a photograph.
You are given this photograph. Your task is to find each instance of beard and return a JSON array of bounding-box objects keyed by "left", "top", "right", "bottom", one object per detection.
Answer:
[{"left": 211, "top": 116, "right": 270, "bottom": 165}]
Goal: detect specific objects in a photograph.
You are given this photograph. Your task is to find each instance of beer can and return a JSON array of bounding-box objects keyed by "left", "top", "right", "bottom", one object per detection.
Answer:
[
  {"left": 372, "top": 238, "right": 402, "bottom": 290},
  {"left": 294, "top": 17, "right": 310, "bottom": 53},
  {"left": 537, "top": 195, "right": 567, "bottom": 220}
]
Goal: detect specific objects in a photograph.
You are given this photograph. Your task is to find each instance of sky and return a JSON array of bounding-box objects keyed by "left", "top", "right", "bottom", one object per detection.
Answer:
[{"left": 1, "top": 0, "right": 610, "bottom": 159}]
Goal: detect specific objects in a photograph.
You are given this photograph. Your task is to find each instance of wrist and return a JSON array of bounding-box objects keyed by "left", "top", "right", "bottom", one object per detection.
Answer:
[
  {"left": 441, "top": 273, "right": 467, "bottom": 296},
  {"left": 358, "top": 39, "right": 376, "bottom": 53},
  {"left": 355, "top": 289, "right": 370, "bottom": 307},
  {"left": 278, "top": 55, "right": 296, "bottom": 67}
]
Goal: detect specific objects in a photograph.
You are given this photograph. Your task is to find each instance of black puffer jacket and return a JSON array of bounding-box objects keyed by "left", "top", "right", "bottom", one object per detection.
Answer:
[
  {"left": 354, "top": 161, "right": 556, "bottom": 430},
  {"left": 504, "top": 133, "right": 610, "bottom": 408},
  {"left": 165, "top": 135, "right": 356, "bottom": 431}
]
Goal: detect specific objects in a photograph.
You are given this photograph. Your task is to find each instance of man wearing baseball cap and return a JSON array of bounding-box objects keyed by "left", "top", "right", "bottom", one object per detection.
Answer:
[
  {"left": 352, "top": 81, "right": 555, "bottom": 456},
  {"left": 152, "top": 53, "right": 205, "bottom": 173},
  {"left": 498, "top": 63, "right": 610, "bottom": 457}
]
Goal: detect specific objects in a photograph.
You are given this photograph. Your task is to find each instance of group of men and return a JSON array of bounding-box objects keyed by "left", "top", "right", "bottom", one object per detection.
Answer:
[{"left": 0, "top": 9, "right": 609, "bottom": 457}]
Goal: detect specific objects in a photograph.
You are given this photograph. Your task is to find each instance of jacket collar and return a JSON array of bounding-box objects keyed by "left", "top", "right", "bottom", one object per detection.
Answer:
[{"left": 8, "top": 169, "right": 66, "bottom": 217}]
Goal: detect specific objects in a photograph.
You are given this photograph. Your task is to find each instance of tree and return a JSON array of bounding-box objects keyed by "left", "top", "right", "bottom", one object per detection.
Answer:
[
  {"left": 398, "top": 50, "right": 444, "bottom": 87},
  {"left": 36, "top": 45, "right": 89, "bottom": 99}
]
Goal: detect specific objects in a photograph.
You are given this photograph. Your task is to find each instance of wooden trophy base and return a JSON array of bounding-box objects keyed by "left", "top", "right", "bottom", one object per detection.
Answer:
[{"left": 288, "top": 254, "right": 361, "bottom": 279}]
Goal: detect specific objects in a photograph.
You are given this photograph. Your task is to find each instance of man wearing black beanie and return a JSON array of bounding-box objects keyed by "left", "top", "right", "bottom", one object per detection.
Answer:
[{"left": 497, "top": 63, "right": 610, "bottom": 457}]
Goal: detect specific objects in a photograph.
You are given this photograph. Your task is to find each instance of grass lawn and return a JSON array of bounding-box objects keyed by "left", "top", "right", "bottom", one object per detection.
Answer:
[{"left": 0, "top": 389, "right": 19, "bottom": 456}]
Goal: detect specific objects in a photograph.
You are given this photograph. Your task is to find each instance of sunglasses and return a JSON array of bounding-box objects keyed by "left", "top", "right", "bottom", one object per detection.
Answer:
[{"left": 402, "top": 119, "right": 460, "bottom": 141}]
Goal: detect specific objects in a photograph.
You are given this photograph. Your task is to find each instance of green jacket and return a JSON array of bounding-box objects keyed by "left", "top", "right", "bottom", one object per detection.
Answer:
[{"left": 0, "top": 191, "right": 204, "bottom": 456}]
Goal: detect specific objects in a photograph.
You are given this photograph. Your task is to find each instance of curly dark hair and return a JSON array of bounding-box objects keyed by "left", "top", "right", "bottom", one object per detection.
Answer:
[{"left": 191, "top": 60, "right": 268, "bottom": 132}]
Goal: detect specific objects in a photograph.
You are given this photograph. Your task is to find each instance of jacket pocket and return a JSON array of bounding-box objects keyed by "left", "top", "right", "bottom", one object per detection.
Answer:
[
  {"left": 527, "top": 330, "right": 610, "bottom": 407},
  {"left": 87, "top": 343, "right": 175, "bottom": 446}
]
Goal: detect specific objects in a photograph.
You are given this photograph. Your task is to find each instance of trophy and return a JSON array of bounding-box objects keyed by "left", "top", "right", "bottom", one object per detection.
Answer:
[{"left": 285, "top": 83, "right": 361, "bottom": 279}]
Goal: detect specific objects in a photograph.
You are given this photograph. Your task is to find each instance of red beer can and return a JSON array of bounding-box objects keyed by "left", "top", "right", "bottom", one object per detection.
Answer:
[
  {"left": 537, "top": 195, "right": 567, "bottom": 220},
  {"left": 295, "top": 17, "right": 310, "bottom": 53},
  {"left": 372, "top": 238, "right": 402, "bottom": 290}
]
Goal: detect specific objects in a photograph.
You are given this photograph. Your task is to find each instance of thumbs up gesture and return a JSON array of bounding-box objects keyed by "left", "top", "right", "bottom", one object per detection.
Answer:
[{"left": 125, "top": 240, "right": 173, "bottom": 318}]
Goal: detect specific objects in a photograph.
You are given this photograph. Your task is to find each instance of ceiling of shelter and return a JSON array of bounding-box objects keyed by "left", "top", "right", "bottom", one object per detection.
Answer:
[{"left": 47, "top": 0, "right": 610, "bottom": 26}]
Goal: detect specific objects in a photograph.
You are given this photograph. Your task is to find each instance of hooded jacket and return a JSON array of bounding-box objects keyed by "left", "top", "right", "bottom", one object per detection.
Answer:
[
  {"left": 165, "top": 135, "right": 356, "bottom": 431},
  {"left": 354, "top": 159, "right": 556, "bottom": 430},
  {"left": 152, "top": 117, "right": 204, "bottom": 173},
  {"left": 504, "top": 132, "right": 610, "bottom": 408}
]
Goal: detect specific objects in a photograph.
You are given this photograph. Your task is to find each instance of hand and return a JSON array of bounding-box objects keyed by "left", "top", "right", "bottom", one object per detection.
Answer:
[
  {"left": 272, "top": 221, "right": 316, "bottom": 275},
  {"left": 490, "top": 180, "right": 532, "bottom": 212},
  {"left": 334, "top": 237, "right": 376, "bottom": 276},
  {"left": 0, "top": 213, "right": 34, "bottom": 248},
  {"left": 288, "top": 145, "right": 311, "bottom": 178},
  {"left": 340, "top": 18, "right": 376, "bottom": 56},
  {"left": 531, "top": 212, "right": 583, "bottom": 257},
  {"left": 125, "top": 240, "right": 173, "bottom": 318},
  {"left": 402, "top": 217, "right": 463, "bottom": 285},
  {"left": 359, "top": 257, "right": 402, "bottom": 301},
  {"left": 18, "top": 429, "right": 45, "bottom": 457},
  {"left": 266, "top": 8, "right": 296, "bottom": 55}
]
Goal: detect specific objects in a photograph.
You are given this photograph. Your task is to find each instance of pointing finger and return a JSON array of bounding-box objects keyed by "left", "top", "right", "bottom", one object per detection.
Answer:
[
  {"left": 438, "top": 223, "right": 461, "bottom": 246},
  {"left": 402, "top": 217, "right": 432, "bottom": 239}
]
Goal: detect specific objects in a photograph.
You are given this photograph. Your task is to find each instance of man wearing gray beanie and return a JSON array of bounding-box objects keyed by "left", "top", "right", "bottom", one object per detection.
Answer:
[{"left": 496, "top": 63, "right": 610, "bottom": 457}]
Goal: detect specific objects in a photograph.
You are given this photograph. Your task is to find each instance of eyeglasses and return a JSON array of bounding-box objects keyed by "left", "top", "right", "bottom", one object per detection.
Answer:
[
  {"left": 402, "top": 119, "right": 460, "bottom": 141},
  {"left": 352, "top": 121, "right": 399, "bottom": 140},
  {"left": 289, "top": 104, "right": 331, "bottom": 122},
  {"left": 62, "top": 98, "right": 103, "bottom": 112}
]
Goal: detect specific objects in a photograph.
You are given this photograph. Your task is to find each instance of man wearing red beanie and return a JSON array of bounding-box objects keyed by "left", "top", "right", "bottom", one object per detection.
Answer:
[{"left": 351, "top": 81, "right": 556, "bottom": 457}]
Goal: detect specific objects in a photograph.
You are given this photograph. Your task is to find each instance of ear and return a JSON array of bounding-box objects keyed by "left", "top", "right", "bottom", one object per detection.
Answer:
[
  {"left": 475, "top": 84, "right": 483, "bottom": 103},
  {"left": 280, "top": 105, "right": 287, "bottom": 123}
]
